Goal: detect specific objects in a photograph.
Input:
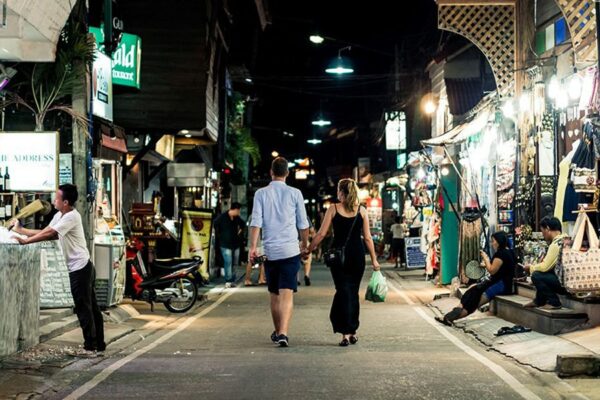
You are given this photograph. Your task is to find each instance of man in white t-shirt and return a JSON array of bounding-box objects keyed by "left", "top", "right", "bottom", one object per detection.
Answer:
[
  {"left": 390, "top": 217, "right": 408, "bottom": 267},
  {"left": 13, "top": 184, "right": 105, "bottom": 356}
]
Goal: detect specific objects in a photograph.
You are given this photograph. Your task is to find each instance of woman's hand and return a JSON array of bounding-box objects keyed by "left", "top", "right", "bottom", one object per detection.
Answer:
[
  {"left": 480, "top": 250, "right": 489, "bottom": 263},
  {"left": 372, "top": 260, "right": 381, "bottom": 271}
]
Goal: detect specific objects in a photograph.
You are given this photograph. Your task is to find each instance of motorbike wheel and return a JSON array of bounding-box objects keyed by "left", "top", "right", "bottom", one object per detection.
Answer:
[{"left": 164, "top": 278, "right": 198, "bottom": 313}]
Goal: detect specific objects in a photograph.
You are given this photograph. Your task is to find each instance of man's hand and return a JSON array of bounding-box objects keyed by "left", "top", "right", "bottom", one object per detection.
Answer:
[
  {"left": 524, "top": 264, "right": 531, "bottom": 274},
  {"left": 15, "top": 236, "right": 28, "bottom": 245},
  {"left": 8, "top": 219, "right": 20, "bottom": 233},
  {"left": 249, "top": 247, "right": 258, "bottom": 264}
]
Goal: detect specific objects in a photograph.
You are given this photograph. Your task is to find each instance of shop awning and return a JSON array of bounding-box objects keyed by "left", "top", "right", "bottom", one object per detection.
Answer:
[
  {"left": 100, "top": 124, "right": 128, "bottom": 154},
  {"left": 421, "top": 109, "right": 491, "bottom": 147},
  {"left": 0, "top": 1, "right": 75, "bottom": 62}
]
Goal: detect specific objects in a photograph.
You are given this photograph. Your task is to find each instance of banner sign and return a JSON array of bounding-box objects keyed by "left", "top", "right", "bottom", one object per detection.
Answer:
[
  {"left": 405, "top": 237, "right": 426, "bottom": 269},
  {"left": 92, "top": 50, "right": 113, "bottom": 121},
  {"left": 179, "top": 208, "right": 214, "bottom": 280},
  {"left": 366, "top": 197, "right": 383, "bottom": 231},
  {"left": 0, "top": 132, "right": 58, "bottom": 191},
  {"left": 90, "top": 27, "right": 142, "bottom": 89},
  {"left": 385, "top": 111, "right": 407, "bottom": 150}
]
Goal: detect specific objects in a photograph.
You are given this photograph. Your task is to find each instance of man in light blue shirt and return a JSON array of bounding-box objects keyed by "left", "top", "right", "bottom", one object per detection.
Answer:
[{"left": 249, "top": 157, "right": 310, "bottom": 347}]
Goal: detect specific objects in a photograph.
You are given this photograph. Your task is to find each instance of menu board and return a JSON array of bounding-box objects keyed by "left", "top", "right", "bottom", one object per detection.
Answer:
[{"left": 405, "top": 237, "right": 426, "bottom": 270}]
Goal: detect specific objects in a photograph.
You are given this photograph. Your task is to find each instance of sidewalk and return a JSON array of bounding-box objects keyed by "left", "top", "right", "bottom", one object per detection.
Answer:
[
  {"left": 0, "top": 268, "right": 245, "bottom": 400},
  {"left": 386, "top": 269, "right": 600, "bottom": 376}
]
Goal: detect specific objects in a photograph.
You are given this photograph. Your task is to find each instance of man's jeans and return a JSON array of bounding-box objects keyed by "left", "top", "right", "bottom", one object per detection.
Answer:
[
  {"left": 220, "top": 247, "right": 240, "bottom": 283},
  {"left": 531, "top": 271, "right": 567, "bottom": 307},
  {"left": 69, "top": 261, "right": 106, "bottom": 351}
]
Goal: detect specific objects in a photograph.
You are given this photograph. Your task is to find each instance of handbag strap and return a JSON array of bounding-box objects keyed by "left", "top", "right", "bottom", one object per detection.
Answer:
[{"left": 342, "top": 205, "right": 362, "bottom": 249}]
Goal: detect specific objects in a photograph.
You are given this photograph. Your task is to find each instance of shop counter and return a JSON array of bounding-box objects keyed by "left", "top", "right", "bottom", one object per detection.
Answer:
[{"left": 0, "top": 243, "right": 42, "bottom": 357}]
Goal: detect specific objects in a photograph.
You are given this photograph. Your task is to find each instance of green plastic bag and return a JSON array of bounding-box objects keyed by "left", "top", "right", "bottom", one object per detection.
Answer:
[{"left": 365, "top": 271, "right": 388, "bottom": 303}]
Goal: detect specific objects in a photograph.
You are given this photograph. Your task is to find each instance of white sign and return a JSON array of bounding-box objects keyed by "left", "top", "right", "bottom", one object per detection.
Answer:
[
  {"left": 92, "top": 50, "right": 113, "bottom": 121},
  {"left": 0, "top": 132, "right": 58, "bottom": 191},
  {"left": 385, "top": 111, "right": 407, "bottom": 150},
  {"left": 405, "top": 237, "right": 427, "bottom": 269},
  {"left": 59, "top": 153, "right": 73, "bottom": 185}
]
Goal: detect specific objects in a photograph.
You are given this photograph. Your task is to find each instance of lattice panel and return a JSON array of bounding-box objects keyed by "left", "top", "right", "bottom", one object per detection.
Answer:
[
  {"left": 556, "top": 0, "right": 597, "bottom": 63},
  {"left": 439, "top": 4, "right": 515, "bottom": 95}
]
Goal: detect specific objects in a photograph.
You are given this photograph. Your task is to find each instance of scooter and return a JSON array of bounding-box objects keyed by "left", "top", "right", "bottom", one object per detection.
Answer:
[{"left": 125, "top": 238, "right": 201, "bottom": 313}]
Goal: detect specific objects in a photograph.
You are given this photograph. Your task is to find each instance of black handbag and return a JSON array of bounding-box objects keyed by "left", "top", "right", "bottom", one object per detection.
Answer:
[{"left": 324, "top": 207, "right": 361, "bottom": 268}]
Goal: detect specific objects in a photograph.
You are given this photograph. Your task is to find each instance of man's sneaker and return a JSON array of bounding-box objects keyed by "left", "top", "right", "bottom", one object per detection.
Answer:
[
  {"left": 277, "top": 334, "right": 289, "bottom": 347},
  {"left": 304, "top": 276, "right": 311, "bottom": 286},
  {"left": 271, "top": 331, "right": 278, "bottom": 343},
  {"left": 225, "top": 282, "right": 236, "bottom": 288}
]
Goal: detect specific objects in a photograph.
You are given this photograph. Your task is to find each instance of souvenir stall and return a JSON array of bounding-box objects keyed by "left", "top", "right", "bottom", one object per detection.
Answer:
[
  {"left": 422, "top": 103, "right": 518, "bottom": 284},
  {"left": 402, "top": 152, "right": 438, "bottom": 271}
]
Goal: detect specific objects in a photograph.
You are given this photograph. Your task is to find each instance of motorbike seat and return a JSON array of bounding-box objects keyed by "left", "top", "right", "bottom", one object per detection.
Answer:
[{"left": 152, "top": 257, "right": 201, "bottom": 272}]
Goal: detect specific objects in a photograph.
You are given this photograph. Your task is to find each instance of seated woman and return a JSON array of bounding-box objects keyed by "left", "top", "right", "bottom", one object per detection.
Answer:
[{"left": 437, "top": 231, "right": 516, "bottom": 325}]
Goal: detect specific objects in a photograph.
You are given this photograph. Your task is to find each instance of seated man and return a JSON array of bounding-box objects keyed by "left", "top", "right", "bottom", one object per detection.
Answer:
[{"left": 524, "top": 217, "right": 568, "bottom": 309}]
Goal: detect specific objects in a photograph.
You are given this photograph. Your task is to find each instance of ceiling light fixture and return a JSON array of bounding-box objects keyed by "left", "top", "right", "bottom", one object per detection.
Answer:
[{"left": 325, "top": 46, "right": 354, "bottom": 75}]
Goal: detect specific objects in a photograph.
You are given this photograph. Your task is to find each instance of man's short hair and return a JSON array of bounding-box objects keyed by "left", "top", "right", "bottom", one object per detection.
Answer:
[
  {"left": 540, "top": 216, "right": 562, "bottom": 232},
  {"left": 271, "top": 157, "right": 289, "bottom": 177},
  {"left": 230, "top": 202, "right": 242, "bottom": 210},
  {"left": 58, "top": 184, "right": 79, "bottom": 206}
]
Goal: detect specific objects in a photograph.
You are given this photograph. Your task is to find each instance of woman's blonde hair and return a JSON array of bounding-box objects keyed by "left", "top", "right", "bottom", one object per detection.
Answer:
[{"left": 338, "top": 178, "right": 359, "bottom": 212}]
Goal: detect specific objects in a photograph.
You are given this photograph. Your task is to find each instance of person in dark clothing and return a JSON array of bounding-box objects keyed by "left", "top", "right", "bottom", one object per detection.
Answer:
[
  {"left": 437, "top": 231, "right": 516, "bottom": 325},
  {"left": 308, "top": 178, "right": 381, "bottom": 347},
  {"left": 214, "top": 202, "right": 245, "bottom": 288}
]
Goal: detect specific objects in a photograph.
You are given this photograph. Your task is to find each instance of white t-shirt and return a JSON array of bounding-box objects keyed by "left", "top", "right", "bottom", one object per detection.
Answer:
[
  {"left": 391, "top": 223, "right": 406, "bottom": 239},
  {"left": 49, "top": 209, "right": 90, "bottom": 273}
]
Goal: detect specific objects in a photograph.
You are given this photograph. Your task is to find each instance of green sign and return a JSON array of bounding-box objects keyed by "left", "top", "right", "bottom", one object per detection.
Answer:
[
  {"left": 90, "top": 27, "right": 142, "bottom": 89},
  {"left": 397, "top": 153, "right": 406, "bottom": 169}
]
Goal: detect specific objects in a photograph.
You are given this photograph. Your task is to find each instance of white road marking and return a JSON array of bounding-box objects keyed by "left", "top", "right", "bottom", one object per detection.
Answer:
[
  {"left": 64, "top": 288, "right": 238, "bottom": 400},
  {"left": 386, "top": 278, "right": 542, "bottom": 400}
]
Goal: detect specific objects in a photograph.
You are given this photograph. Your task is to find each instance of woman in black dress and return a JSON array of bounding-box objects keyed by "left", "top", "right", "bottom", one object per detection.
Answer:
[{"left": 309, "top": 179, "right": 381, "bottom": 346}]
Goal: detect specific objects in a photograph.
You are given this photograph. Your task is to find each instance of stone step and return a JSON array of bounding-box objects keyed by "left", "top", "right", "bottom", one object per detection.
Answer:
[
  {"left": 515, "top": 281, "right": 600, "bottom": 328},
  {"left": 39, "top": 308, "right": 74, "bottom": 328},
  {"left": 515, "top": 281, "right": 536, "bottom": 299},
  {"left": 492, "top": 294, "right": 588, "bottom": 335},
  {"left": 39, "top": 315, "right": 79, "bottom": 343}
]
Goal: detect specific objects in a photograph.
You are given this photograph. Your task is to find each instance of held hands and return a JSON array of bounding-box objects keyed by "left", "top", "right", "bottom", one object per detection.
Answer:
[{"left": 301, "top": 245, "right": 311, "bottom": 260}]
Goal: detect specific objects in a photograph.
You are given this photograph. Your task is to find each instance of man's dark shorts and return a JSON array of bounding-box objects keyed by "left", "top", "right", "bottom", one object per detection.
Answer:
[{"left": 264, "top": 255, "right": 301, "bottom": 294}]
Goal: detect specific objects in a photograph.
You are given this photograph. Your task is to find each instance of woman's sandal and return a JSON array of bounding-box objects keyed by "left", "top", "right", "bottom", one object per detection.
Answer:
[
  {"left": 349, "top": 335, "right": 358, "bottom": 345},
  {"left": 435, "top": 316, "right": 452, "bottom": 326},
  {"left": 339, "top": 338, "right": 350, "bottom": 347}
]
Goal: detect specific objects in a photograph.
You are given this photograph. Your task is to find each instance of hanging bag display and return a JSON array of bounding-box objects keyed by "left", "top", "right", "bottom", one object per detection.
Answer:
[
  {"left": 323, "top": 206, "right": 361, "bottom": 268},
  {"left": 571, "top": 167, "right": 597, "bottom": 193},
  {"left": 561, "top": 212, "right": 600, "bottom": 297}
]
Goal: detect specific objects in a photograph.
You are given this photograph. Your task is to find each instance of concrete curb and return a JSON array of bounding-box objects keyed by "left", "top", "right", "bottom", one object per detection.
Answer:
[{"left": 557, "top": 354, "right": 600, "bottom": 378}]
